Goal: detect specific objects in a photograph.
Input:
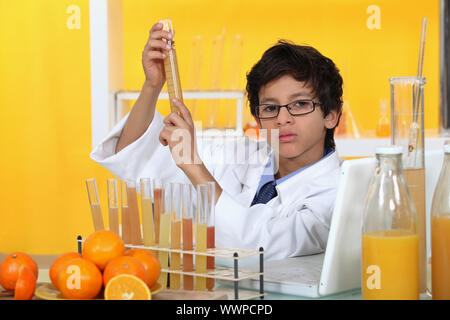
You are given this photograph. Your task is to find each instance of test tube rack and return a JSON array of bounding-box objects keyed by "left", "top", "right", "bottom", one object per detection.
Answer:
[{"left": 76, "top": 235, "right": 265, "bottom": 300}]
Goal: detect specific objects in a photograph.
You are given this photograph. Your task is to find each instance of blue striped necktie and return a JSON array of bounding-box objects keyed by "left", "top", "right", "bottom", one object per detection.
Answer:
[{"left": 251, "top": 180, "right": 278, "bottom": 206}]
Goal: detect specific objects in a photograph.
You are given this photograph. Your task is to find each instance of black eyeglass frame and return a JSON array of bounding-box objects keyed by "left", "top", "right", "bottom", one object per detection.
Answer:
[{"left": 255, "top": 99, "right": 322, "bottom": 119}]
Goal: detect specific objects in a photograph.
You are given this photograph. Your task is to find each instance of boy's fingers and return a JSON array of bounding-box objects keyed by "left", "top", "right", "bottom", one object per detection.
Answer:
[
  {"left": 163, "top": 111, "right": 188, "bottom": 129},
  {"left": 172, "top": 99, "right": 193, "bottom": 126}
]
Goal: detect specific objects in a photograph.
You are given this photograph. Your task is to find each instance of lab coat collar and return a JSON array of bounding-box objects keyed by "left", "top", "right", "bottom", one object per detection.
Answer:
[
  {"left": 231, "top": 140, "right": 272, "bottom": 189},
  {"left": 275, "top": 150, "right": 341, "bottom": 206}
]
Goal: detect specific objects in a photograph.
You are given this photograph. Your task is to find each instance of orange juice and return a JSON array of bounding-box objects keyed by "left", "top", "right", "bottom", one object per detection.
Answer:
[
  {"left": 431, "top": 215, "right": 450, "bottom": 299},
  {"left": 362, "top": 230, "right": 419, "bottom": 300}
]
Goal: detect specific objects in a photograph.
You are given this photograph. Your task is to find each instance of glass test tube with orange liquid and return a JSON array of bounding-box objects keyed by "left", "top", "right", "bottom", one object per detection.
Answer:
[
  {"left": 152, "top": 179, "right": 164, "bottom": 245},
  {"left": 206, "top": 182, "right": 216, "bottom": 291},
  {"left": 196, "top": 183, "right": 212, "bottom": 291},
  {"left": 86, "top": 178, "right": 105, "bottom": 231},
  {"left": 107, "top": 179, "right": 120, "bottom": 236},
  {"left": 140, "top": 178, "right": 155, "bottom": 247},
  {"left": 125, "top": 180, "right": 143, "bottom": 245},
  {"left": 182, "top": 183, "right": 195, "bottom": 290},
  {"left": 170, "top": 183, "right": 182, "bottom": 290},
  {"left": 159, "top": 18, "right": 183, "bottom": 114}
]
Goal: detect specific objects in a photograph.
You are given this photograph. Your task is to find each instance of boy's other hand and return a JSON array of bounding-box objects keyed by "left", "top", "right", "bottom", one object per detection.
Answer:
[{"left": 142, "top": 22, "right": 173, "bottom": 89}]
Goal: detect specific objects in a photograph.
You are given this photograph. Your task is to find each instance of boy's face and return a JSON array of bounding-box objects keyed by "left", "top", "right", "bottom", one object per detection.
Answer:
[{"left": 256, "top": 74, "right": 338, "bottom": 166}]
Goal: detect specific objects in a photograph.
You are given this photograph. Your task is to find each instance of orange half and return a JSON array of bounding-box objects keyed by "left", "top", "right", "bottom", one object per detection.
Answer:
[{"left": 104, "top": 274, "right": 151, "bottom": 300}]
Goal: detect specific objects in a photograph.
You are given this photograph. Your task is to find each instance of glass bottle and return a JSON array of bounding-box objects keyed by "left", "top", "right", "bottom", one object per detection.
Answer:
[
  {"left": 431, "top": 143, "right": 450, "bottom": 300},
  {"left": 361, "top": 146, "right": 419, "bottom": 300}
]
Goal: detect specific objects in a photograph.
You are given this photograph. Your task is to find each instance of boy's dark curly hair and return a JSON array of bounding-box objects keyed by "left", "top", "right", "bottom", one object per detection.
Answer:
[{"left": 246, "top": 40, "right": 343, "bottom": 150}]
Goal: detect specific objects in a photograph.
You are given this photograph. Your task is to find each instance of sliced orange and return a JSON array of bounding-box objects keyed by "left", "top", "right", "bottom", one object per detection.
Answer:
[{"left": 104, "top": 274, "right": 151, "bottom": 300}]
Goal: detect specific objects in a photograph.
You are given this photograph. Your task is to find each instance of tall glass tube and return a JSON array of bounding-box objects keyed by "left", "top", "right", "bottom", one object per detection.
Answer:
[
  {"left": 140, "top": 178, "right": 155, "bottom": 247},
  {"left": 157, "top": 182, "right": 170, "bottom": 289},
  {"left": 206, "top": 181, "right": 216, "bottom": 291},
  {"left": 196, "top": 183, "right": 211, "bottom": 291},
  {"left": 159, "top": 18, "right": 183, "bottom": 114},
  {"left": 170, "top": 183, "right": 182, "bottom": 290},
  {"left": 182, "top": 183, "right": 195, "bottom": 290},
  {"left": 152, "top": 179, "right": 164, "bottom": 245},
  {"left": 390, "top": 76, "right": 427, "bottom": 293},
  {"left": 86, "top": 178, "right": 105, "bottom": 231},
  {"left": 107, "top": 179, "right": 119, "bottom": 236},
  {"left": 120, "top": 180, "right": 131, "bottom": 244},
  {"left": 125, "top": 180, "right": 143, "bottom": 245}
]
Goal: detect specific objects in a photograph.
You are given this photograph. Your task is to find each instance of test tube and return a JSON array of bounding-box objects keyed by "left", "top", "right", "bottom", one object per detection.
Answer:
[
  {"left": 140, "top": 178, "right": 155, "bottom": 247},
  {"left": 107, "top": 179, "right": 120, "bottom": 236},
  {"left": 196, "top": 183, "right": 211, "bottom": 291},
  {"left": 153, "top": 179, "right": 164, "bottom": 244},
  {"left": 120, "top": 180, "right": 131, "bottom": 244},
  {"left": 157, "top": 182, "right": 170, "bottom": 288},
  {"left": 124, "top": 180, "right": 143, "bottom": 245},
  {"left": 182, "top": 183, "right": 195, "bottom": 290},
  {"left": 170, "top": 183, "right": 182, "bottom": 290},
  {"left": 159, "top": 18, "right": 183, "bottom": 114},
  {"left": 206, "top": 182, "right": 216, "bottom": 291},
  {"left": 86, "top": 178, "right": 105, "bottom": 231}
]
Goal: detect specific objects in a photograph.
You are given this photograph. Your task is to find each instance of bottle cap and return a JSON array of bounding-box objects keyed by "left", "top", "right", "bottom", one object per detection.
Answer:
[{"left": 375, "top": 145, "right": 403, "bottom": 155}]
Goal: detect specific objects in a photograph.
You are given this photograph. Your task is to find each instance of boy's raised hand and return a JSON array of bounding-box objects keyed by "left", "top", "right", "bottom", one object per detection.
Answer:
[
  {"left": 159, "top": 99, "right": 201, "bottom": 169},
  {"left": 142, "top": 22, "right": 173, "bottom": 89}
]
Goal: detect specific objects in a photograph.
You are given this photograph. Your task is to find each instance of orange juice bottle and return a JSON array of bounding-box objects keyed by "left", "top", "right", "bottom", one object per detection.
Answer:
[
  {"left": 361, "top": 146, "right": 419, "bottom": 300},
  {"left": 431, "top": 143, "right": 450, "bottom": 300}
]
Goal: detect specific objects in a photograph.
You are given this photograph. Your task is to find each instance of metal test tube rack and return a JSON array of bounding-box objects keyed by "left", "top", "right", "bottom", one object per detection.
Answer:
[{"left": 77, "top": 235, "right": 265, "bottom": 300}]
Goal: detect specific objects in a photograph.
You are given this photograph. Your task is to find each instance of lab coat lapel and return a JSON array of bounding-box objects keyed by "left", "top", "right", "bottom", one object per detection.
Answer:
[
  {"left": 230, "top": 142, "right": 272, "bottom": 206},
  {"left": 275, "top": 151, "right": 341, "bottom": 208}
]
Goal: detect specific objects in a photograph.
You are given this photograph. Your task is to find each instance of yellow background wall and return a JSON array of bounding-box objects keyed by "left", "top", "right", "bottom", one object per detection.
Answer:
[
  {"left": 0, "top": 0, "right": 114, "bottom": 254},
  {"left": 0, "top": 0, "right": 441, "bottom": 254}
]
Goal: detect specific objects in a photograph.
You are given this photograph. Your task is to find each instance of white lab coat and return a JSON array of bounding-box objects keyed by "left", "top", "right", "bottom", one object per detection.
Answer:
[{"left": 90, "top": 111, "right": 341, "bottom": 263}]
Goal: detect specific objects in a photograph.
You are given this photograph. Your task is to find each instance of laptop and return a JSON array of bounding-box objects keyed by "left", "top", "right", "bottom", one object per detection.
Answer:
[{"left": 223, "top": 157, "right": 377, "bottom": 298}]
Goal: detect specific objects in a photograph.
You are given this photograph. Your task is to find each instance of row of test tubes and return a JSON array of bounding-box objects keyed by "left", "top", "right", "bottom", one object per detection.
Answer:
[{"left": 86, "top": 178, "right": 216, "bottom": 291}]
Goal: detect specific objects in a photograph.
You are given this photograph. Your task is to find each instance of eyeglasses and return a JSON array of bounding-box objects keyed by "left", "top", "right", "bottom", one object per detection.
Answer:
[{"left": 256, "top": 99, "right": 321, "bottom": 119}]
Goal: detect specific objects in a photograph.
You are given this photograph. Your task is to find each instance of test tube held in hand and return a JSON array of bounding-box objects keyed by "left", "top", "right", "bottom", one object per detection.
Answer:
[
  {"left": 120, "top": 180, "right": 131, "bottom": 244},
  {"left": 126, "top": 180, "right": 143, "bottom": 245},
  {"left": 182, "top": 184, "right": 195, "bottom": 290},
  {"left": 86, "top": 178, "right": 105, "bottom": 231},
  {"left": 140, "top": 178, "right": 155, "bottom": 247},
  {"left": 159, "top": 18, "right": 183, "bottom": 114},
  {"left": 107, "top": 179, "right": 120, "bottom": 236}
]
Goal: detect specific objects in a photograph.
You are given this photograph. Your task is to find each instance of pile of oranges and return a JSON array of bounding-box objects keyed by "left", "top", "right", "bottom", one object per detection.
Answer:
[
  {"left": 50, "top": 230, "right": 161, "bottom": 300},
  {"left": 0, "top": 252, "right": 38, "bottom": 300}
]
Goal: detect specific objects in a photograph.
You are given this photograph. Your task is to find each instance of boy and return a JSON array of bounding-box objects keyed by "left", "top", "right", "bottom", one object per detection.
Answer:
[{"left": 91, "top": 22, "right": 343, "bottom": 261}]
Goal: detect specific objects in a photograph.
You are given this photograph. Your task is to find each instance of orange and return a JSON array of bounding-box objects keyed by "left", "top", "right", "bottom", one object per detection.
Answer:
[
  {"left": 82, "top": 230, "right": 125, "bottom": 270},
  {"left": 49, "top": 252, "right": 81, "bottom": 290},
  {"left": 104, "top": 274, "right": 151, "bottom": 300},
  {"left": 57, "top": 257, "right": 103, "bottom": 300},
  {"left": 14, "top": 266, "right": 36, "bottom": 300},
  {"left": 127, "top": 249, "right": 161, "bottom": 287},
  {"left": 103, "top": 256, "right": 147, "bottom": 287},
  {"left": 0, "top": 252, "right": 38, "bottom": 291}
]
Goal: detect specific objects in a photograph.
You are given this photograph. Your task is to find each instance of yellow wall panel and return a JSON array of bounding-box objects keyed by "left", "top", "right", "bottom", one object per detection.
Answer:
[
  {"left": 122, "top": 0, "right": 440, "bottom": 132},
  {"left": 0, "top": 0, "right": 113, "bottom": 254}
]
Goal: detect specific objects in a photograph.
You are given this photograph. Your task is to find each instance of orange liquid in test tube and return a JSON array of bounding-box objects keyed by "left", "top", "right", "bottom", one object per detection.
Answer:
[{"left": 159, "top": 18, "right": 183, "bottom": 114}]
